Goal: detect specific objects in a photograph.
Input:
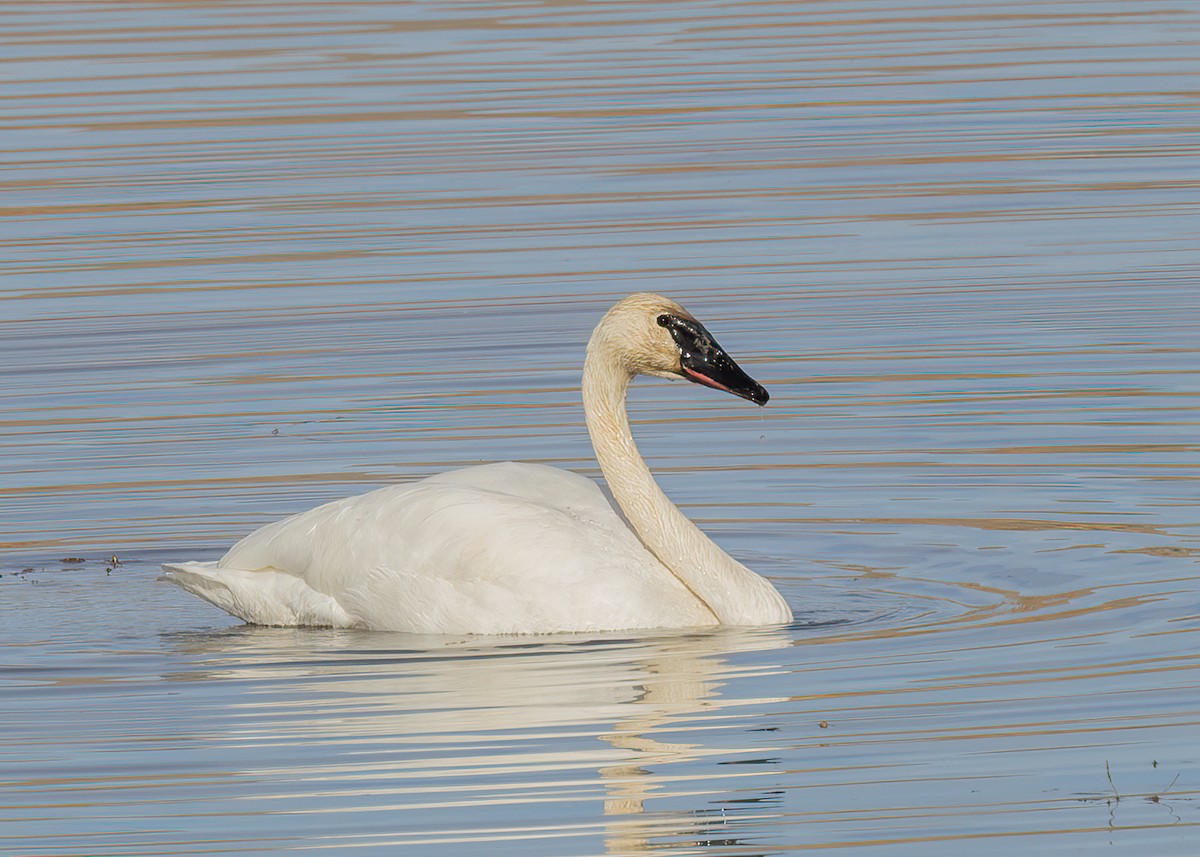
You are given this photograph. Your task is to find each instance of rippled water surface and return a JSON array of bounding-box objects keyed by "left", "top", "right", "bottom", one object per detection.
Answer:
[{"left": 3, "top": 1, "right": 1200, "bottom": 854}]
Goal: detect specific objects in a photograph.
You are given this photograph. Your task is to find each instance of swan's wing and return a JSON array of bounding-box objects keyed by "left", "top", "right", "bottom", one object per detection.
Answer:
[
  {"left": 165, "top": 462, "right": 713, "bottom": 633},
  {"left": 216, "top": 462, "right": 623, "bottom": 588}
]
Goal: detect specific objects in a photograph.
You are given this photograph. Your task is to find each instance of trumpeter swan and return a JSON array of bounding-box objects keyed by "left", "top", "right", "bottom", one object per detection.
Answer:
[{"left": 163, "top": 293, "right": 792, "bottom": 633}]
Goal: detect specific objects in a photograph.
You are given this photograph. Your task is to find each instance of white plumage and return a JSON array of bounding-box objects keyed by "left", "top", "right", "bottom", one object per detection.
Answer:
[
  {"left": 163, "top": 293, "right": 792, "bottom": 633},
  {"left": 165, "top": 463, "right": 713, "bottom": 634}
]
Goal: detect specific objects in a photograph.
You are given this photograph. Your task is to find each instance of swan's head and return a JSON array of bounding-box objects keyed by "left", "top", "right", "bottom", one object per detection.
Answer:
[{"left": 591, "top": 293, "right": 769, "bottom": 406}]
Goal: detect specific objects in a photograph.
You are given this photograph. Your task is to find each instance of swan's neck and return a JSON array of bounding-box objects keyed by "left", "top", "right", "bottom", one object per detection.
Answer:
[{"left": 581, "top": 348, "right": 791, "bottom": 626}]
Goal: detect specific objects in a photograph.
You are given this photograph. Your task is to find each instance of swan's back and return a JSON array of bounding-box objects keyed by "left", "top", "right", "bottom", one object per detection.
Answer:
[{"left": 164, "top": 463, "right": 716, "bottom": 634}]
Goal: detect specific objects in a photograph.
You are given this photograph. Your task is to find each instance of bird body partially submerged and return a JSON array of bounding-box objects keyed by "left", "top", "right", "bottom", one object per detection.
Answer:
[
  {"left": 163, "top": 294, "right": 792, "bottom": 633},
  {"left": 164, "top": 462, "right": 715, "bottom": 634}
]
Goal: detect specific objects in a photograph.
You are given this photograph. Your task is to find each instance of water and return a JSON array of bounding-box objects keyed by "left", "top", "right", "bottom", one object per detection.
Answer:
[{"left": 3, "top": 1, "right": 1199, "bottom": 853}]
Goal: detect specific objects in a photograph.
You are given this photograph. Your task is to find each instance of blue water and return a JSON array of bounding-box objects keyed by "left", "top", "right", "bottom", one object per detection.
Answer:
[{"left": 3, "top": 2, "right": 1199, "bottom": 854}]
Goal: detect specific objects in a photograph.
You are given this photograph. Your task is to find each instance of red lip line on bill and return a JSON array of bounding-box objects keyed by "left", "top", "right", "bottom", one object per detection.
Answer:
[{"left": 682, "top": 365, "right": 734, "bottom": 394}]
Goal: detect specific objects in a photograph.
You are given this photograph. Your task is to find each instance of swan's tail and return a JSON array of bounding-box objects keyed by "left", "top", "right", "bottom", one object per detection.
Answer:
[{"left": 160, "top": 561, "right": 354, "bottom": 627}]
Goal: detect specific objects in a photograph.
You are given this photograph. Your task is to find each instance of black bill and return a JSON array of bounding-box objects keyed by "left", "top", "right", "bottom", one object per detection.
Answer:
[{"left": 657, "top": 314, "right": 769, "bottom": 406}]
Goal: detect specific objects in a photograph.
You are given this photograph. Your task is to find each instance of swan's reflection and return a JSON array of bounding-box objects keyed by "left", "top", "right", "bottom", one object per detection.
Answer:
[{"left": 167, "top": 625, "right": 791, "bottom": 853}]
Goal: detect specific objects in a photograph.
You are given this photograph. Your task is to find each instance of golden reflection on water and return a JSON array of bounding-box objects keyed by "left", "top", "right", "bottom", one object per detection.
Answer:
[
  {"left": 167, "top": 628, "right": 794, "bottom": 852},
  {"left": 3, "top": 0, "right": 1200, "bottom": 854}
]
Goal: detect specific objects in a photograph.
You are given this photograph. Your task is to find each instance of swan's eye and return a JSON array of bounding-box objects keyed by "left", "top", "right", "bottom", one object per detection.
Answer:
[{"left": 656, "top": 314, "right": 671, "bottom": 327}]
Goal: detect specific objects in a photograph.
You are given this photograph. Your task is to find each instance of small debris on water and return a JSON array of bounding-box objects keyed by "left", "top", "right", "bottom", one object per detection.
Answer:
[{"left": 61, "top": 557, "right": 86, "bottom": 563}]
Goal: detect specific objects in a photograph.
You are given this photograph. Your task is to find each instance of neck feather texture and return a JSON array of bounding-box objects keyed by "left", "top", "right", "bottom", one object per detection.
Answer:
[{"left": 581, "top": 344, "right": 792, "bottom": 626}]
